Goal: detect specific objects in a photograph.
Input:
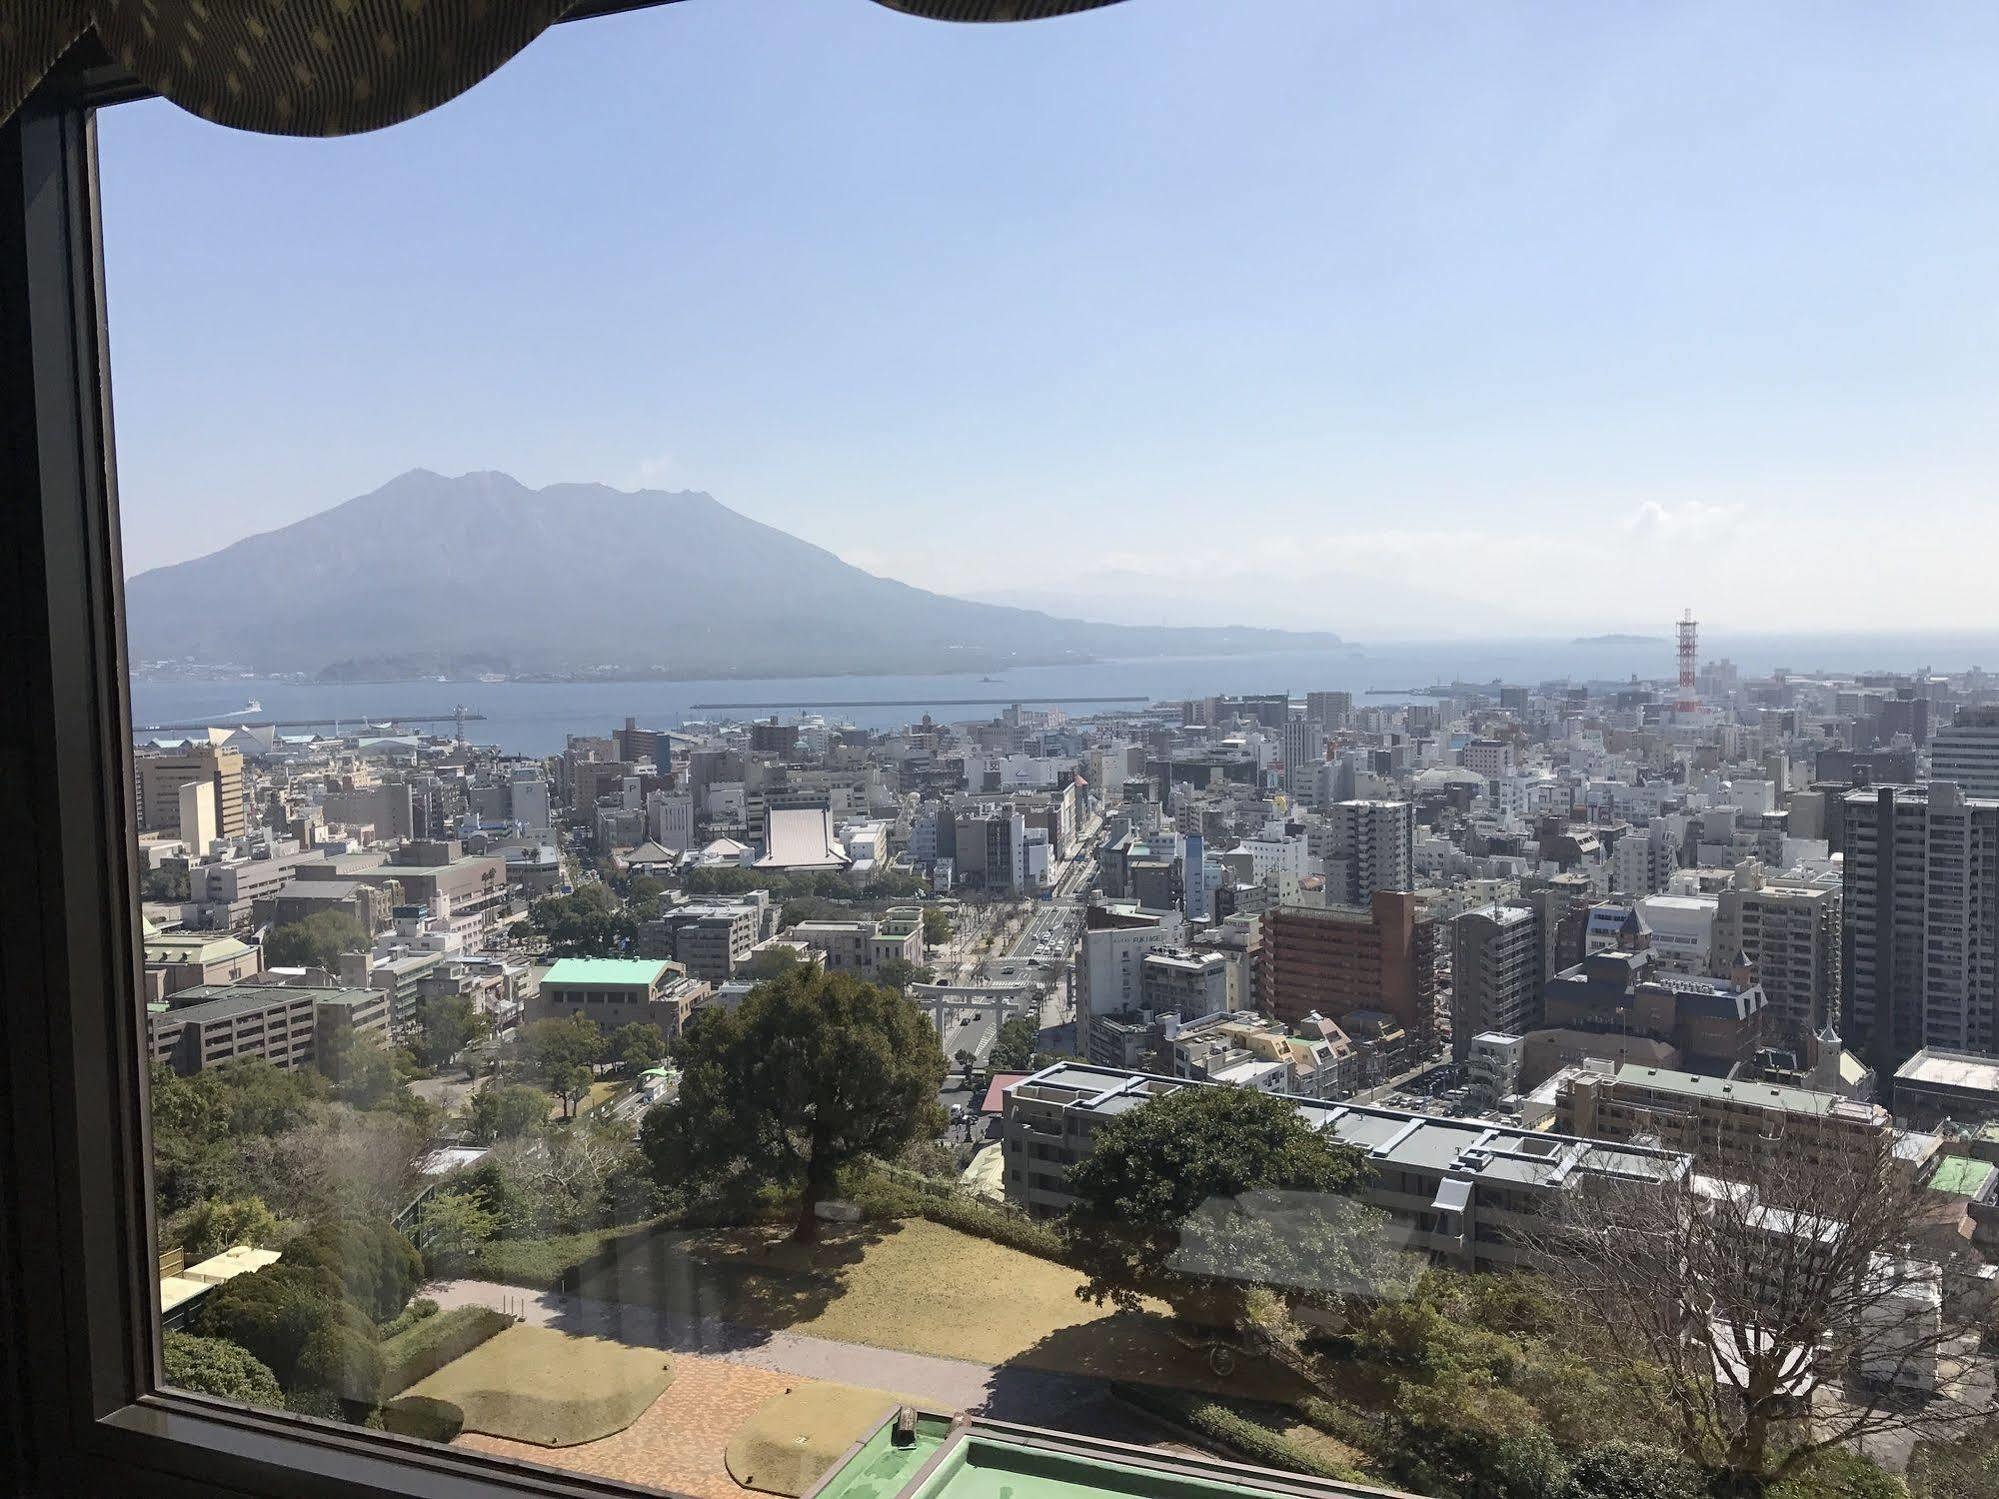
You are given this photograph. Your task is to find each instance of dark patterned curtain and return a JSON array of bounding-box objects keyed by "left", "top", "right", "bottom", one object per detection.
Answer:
[{"left": 1, "top": 0, "right": 1126, "bottom": 136}]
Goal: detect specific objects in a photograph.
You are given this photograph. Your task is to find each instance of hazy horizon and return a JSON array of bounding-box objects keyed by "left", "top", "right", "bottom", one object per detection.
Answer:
[{"left": 99, "top": 1, "right": 1999, "bottom": 637}]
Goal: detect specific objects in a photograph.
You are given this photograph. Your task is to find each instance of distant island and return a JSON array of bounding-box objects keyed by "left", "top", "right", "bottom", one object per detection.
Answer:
[
  {"left": 124, "top": 469, "right": 1341, "bottom": 682},
  {"left": 1572, "top": 633, "right": 1665, "bottom": 645}
]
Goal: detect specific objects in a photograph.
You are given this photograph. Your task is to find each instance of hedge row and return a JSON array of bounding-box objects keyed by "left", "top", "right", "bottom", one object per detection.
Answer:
[
  {"left": 918, "top": 1192, "right": 1068, "bottom": 1264},
  {"left": 379, "top": 1305, "right": 512, "bottom": 1398},
  {"left": 1112, "top": 1382, "right": 1369, "bottom": 1485},
  {"left": 381, "top": 1393, "right": 465, "bottom": 1444},
  {"left": 470, "top": 1223, "right": 651, "bottom": 1289}
]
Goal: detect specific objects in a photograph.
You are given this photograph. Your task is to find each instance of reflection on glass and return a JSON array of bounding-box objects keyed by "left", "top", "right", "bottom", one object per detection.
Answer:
[{"left": 108, "top": 3, "right": 1999, "bottom": 1497}]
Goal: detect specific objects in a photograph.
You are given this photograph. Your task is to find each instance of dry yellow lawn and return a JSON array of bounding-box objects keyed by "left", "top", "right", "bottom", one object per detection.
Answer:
[{"left": 577, "top": 1218, "right": 1298, "bottom": 1399}]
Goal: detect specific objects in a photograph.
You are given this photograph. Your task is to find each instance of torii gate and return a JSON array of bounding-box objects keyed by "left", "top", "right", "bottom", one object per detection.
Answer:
[{"left": 910, "top": 981, "right": 1037, "bottom": 1044}]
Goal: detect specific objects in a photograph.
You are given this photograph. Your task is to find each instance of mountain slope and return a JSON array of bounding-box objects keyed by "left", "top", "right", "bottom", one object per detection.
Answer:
[{"left": 124, "top": 470, "right": 1340, "bottom": 679}]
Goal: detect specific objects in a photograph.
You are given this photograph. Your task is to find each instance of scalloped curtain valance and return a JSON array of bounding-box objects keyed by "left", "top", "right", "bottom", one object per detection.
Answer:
[{"left": 1, "top": 0, "right": 1124, "bottom": 137}]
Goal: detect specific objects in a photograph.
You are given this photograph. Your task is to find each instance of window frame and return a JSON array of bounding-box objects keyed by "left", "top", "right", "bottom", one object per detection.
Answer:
[{"left": 0, "top": 35, "right": 691, "bottom": 1499}]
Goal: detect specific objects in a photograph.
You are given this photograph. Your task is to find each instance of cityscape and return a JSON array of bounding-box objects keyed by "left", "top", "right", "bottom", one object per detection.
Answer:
[
  {"left": 134, "top": 625, "right": 1999, "bottom": 1499},
  {"left": 80, "top": 3, "right": 1999, "bottom": 1496}
]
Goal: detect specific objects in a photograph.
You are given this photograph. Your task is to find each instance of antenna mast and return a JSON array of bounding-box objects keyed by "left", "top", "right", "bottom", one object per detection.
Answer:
[{"left": 1677, "top": 610, "right": 1699, "bottom": 711}]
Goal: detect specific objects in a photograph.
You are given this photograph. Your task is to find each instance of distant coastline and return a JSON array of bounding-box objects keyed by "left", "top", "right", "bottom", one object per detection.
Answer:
[{"left": 1571, "top": 633, "right": 1665, "bottom": 645}]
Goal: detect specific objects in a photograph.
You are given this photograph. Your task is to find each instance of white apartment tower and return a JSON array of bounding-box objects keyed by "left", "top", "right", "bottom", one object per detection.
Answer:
[
  {"left": 1327, "top": 799, "right": 1414, "bottom": 905},
  {"left": 1282, "top": 718, "right": 1325, "bottom": 805}
]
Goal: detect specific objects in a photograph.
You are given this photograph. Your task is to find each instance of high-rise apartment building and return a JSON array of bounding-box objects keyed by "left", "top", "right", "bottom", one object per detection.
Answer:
[
  {"left": 1932, "top": 706, "right": 1999, "bottom": 800},
  {"left": 1450, "top": 903, "right": 1541, "bottom": 1061},
  {"left": 1305, "top": 691, "right": 1353, "bottom": 730},
  {"left": 1842, "top": 783, "right": 1999, "bottom": 1075},
  {"left": 1259, "top": 891, "right": 1438, "bottom": 1048},
  {"left": 1714, "top": 867, "right": 1841, "bottom": 1048},
  {"left": 138, "top": 745, "right": 248, "bottom": 842},
  {"left": 1281, "top": 718, "right": 1325, "bottom": 804},
  {"left": 1326, "top": 799, "right": 1413, "bottom": 904}
]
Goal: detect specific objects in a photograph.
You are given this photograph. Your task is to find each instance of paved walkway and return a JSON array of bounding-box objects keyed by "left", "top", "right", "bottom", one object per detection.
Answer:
[
  {"left": 426, "top": 1277, "right": 1101, "bottom": 1424},
  {"left": 455, "top": 1355, "right": 797, "bottom": 1499}
]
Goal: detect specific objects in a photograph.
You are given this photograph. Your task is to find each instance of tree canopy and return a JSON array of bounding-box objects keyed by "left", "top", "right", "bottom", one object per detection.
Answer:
[
  {"left": 610, "top": 1021, "right": 666, "bottom": 1074},
  {"left": 519, "top": 1015, "right": 601, "bottom": 1118},
  {"left": 873, "top": 956, "right": 935, "bottom": 994},
  {"left": 263, "top": 910, "right": 368, "bottom": 971},
  {"left": 988, "top": 1016, "right": 1038, "bottom": 1073},
  {"left": 163, "top": 1331, "right": 285, "bottom": 1408},
  {"left": 412, "top": 992, "right": 487, "bottom": 1069},
  {"left": 641, "top": 967, "right": 946, "bottom": 1241},
  {"left": 529, "top": 884, "right": 636, "bottom": 956},
  {"left": 469, "top": 1082, "right": 552, "bottom": 1142},
  {"left": 1061, "top": 1083, "right": 1393, "bottom": 1325}
]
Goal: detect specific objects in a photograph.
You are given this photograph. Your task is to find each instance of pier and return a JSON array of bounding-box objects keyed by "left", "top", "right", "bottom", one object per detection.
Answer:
[{"left": 135, "top": 710, "right": 484, "bottom": 733}]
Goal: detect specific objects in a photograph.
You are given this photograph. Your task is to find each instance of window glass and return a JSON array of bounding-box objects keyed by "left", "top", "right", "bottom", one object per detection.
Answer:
[{"left": 100, "top": 3, "right": 1999, "bottom": 1498}]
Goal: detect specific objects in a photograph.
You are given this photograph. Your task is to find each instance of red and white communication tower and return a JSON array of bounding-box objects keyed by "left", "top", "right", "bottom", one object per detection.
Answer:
[{"left": 1676, "top": 609, "right": 1699, "bottom": 711}]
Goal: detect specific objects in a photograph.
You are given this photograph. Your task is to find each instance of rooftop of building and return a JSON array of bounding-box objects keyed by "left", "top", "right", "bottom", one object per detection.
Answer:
[
  {"left": 809, "top": 1412, "right": 1412, "bottom": 1499},
  {"left": 1587, "top": 1065, "right": 1885, "bottom": 1122},
  {"left": 153, "top": 984, "right": 355, "bottom": 1024},
  {"left": 540, "top": 957, "right": 673, "bottom": 989},
  {"left": 1895, "top": 1048, "right": 1999, "bottom": 1094},
  {"left": 142, "top": 931, "right": 256, "bottom": 963},
  {"left": 1461, "top": 902, "right": 1534, "bottom": 926},
  {"left": 1009, "top": 1061, "right": 1686, "bottom": 1188},
  {"left": 1929, "top": 1155, "right": 1998, "bottom": 1199}
]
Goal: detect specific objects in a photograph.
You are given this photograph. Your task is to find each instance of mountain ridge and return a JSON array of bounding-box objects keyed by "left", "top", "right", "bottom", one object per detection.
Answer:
[{"left": 124, "top": 470, "right": 1340, "bottom": 681}]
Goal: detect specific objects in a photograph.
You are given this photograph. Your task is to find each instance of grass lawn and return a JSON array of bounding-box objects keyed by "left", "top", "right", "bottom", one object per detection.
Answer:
[
  {"left": 725, "top": 1382, "right": 917, "bottom": 1497},
  {"left": 404, "top": 1323, "right": 673, "bottom": 1446},
  {"left": 567, "top": 1218, "right": 1300, "bottom": 1400}
]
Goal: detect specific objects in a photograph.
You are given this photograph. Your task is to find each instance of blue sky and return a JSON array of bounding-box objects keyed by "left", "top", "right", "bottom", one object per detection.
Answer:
[{"left": 99, "top": 0, "right": 1999, "bottom": 636}]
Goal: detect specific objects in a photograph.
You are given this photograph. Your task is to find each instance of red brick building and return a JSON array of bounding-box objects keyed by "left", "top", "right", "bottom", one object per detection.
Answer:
[{"left": 1258, "top": 891, "right": 1438, "bottom": 1049}]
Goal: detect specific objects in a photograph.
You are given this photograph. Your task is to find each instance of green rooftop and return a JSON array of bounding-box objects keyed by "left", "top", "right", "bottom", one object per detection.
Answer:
[
  {"left": 541, "top": 958, "right": 670, "bottom": 988},
  {"left": 808, "top": 1413, "right": 1406, "bottom": 1499},
  {"left": 1929, "top": 1155, "right": 1997, "bottom": 1198}
]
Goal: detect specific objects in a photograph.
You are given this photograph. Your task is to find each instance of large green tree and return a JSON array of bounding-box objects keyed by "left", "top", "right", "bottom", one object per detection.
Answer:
[
  {"left": 641, "top": 968, "right": 946, "bottom": 1242},
  {"left": 874, "top": 956, "right": 935, "bottom": 994},
  {"left": 468, "top": 1082, "right": 552, "bottom": 1141},
  {"left": 988, "top": 1016, "right": 1038, "bottom": 1073},
  {"left": 609, "top": 1021, "right": 666, "bottom": 1075},
  {"left": 413, "top": 992, "right": 487, "bottom": 1069},
  {"left": 528, "top": 884, "right": 636, "bottom": 956},
  {"left": 1061, "top": 1083, "right": 1392, "bottom": 1327},
  {"left": 519, "top": 1015, "right": 601, "bottom": 1117},
  {"left": 264, "top": 910, "right": 369, "bottom": 971}
]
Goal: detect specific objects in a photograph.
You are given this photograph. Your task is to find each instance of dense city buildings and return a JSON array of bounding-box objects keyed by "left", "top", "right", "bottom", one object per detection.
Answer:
[{"left": 106, "top": 651, "right": 1999, "bottom": 1494}]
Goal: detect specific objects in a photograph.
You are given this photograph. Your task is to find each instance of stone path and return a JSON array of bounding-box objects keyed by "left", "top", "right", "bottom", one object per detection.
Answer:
[{"left": 456, "top": 1353, "right": 797, "bottom": 1499}]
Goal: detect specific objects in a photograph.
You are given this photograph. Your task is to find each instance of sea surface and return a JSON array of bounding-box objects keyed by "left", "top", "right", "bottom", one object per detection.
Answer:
[{"left": 130, "top": 632, "right": 1999, "bottom": 758}]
